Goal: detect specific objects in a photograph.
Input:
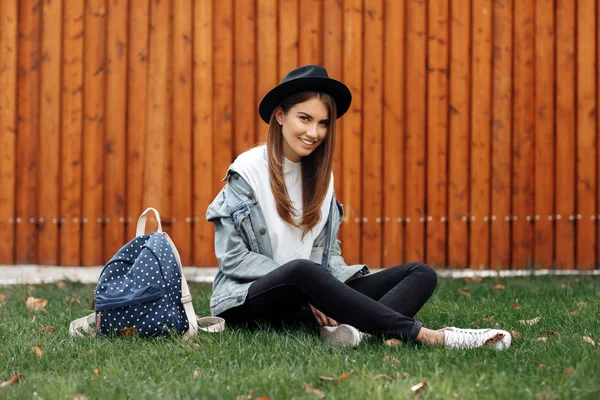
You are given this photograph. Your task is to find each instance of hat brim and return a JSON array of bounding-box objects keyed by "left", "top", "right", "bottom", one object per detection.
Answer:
[{"left": 258, "top": 77, "right": 352, "bottom": 124}]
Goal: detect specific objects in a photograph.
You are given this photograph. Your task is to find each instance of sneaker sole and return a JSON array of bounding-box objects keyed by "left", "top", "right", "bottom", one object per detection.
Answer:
[{"left": 320, "top": 325, "right": 360, "bottom": 347}]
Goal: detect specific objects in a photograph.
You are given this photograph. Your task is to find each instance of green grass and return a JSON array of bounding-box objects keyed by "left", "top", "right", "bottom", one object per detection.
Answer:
[{"left": 1, "top": 276, "right": 599, "bottom": 399}]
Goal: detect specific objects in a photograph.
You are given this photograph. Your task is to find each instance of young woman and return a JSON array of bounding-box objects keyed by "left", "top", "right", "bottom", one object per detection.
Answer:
[{"left": 206, "top": 65, "right": 511, "bottom": 350}]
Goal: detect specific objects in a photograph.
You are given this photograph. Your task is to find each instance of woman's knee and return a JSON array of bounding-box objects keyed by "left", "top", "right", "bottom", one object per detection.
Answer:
[
  {"left": 279, "top": 259, "right": 326, "bottom": 280},
  {"left": 412, "top": 262, "right": 438, "bottom": 290}
]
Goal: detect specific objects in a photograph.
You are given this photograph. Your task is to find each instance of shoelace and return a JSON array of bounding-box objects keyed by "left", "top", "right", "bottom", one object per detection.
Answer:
[{"left": 452, "top": 329, "right": 491, "bottom": 347}]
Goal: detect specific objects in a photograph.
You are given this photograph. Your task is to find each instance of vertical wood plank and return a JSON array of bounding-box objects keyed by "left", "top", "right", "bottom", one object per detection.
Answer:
[
  {"left": 234, "top": 0, "right": 256, "bottom": 156},
  {"left": 554, "top": 0, "right": 575, "bottom": 269},
  {"left": 193, "top": 0, "right": 215, "bottom": 266},
  {"left": 382, "top": 0, "right": 405, "bottom": 267},
  {"left": 491, "top": 0, "right": 512, "bottom": 269},
  {"left": 278, "top": 0, "right": 298, "bottom": 78},
  {"left": 534, "top": 0, "right": 555, "bottom": 268},
  {"left": 213, "top": 0, "right": 233, "bottom": 195},
  {"left": 469, "top": 0, "right": 491, "bottom": 268},
  {"left": 361, "top": 0, "right": 383, "bottom": 268},
  {"left": 511, "top": 0, "right": 535, "bottom": 269},
  {"left": 404, "top": 0, "right": 427, "bottom": 263},
  {"left": 299, "top": 0, "right": 322, "bottom": 64},
  {"left": 576, "top": 0, "right": 597, "bottom": 270},
  {"left": 60, "top": 0, "right": 84, "bottom": 266},
  {"left": 256, "top": 0, "right": 278, "bottom": 143},
  {"left": 143, "top": 0, "right": 170, "bottom": 227},
  {"left": 426, "top": 0, "right": 449, "bottom": 268},
  {"left": 0, "top": 0, "right": 18, "bottom": 264},
  {"left": 341, "top": 0, "right": 363, "bottom": 265},
  {"left": 16, "top": 0, "right": 42, "bottom": 264},
  {"left": 82, "top": 0, "right": 106, "bottom": 266},
  {"left": 104, "top": 0, "right": 128, "bottom": 259},
  {"left": 448, "top": 0, "right": 470, "bottom": 268},
  {"left": 126, "top": 0, "right": 149, "bottom": 239},
  {"left": 323, "top": 0, "right": 343, "bottom": 198},
  {"left": 172, "top": 0, "right": 193, "bottom": 265},
  {"left": 38, "top": 0, "right": 62, "bottom": 265},
  {"left": 162, "top": 3, "right": 174, "bottom": 232}
]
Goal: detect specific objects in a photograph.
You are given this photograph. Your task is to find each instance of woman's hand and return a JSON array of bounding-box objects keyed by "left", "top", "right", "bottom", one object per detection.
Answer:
[{"left": 309, "top": 304, "right": 339, "bottom": 327}]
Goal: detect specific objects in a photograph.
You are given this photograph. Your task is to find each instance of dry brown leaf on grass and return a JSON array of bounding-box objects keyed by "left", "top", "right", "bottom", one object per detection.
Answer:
[
  {"left": 583, "top": 336, "right": 596, "bottom": 346},
  {"left": 570, "top": 310, "right": 579, "bottom": 316},
  {"left": 410, "top": 381, "right": 427, "bottom": 394},
  {"left": 303, "top": 383, "right": 325, "bottom": 399},
  {"left": 37, "top": 326, "right": 55, "bottom": 334},
  {"left": 235, "top": 389, "right": 255, "bottom": 400},
  {"left": 254, "top": 397, "right": 272, "bottom": 400},
  {"left": 119, "top": 327, "right": 138, "bottom": 339},
  {"left": 372, "top": 374, "right": 394, "bottom": 382},
  {"left": 382, "top": 355, "right": 399, "bottom": 363},
  {"left": 88, "top": 349, "right": 99, "bottom": 355},
  {"left": 464, "top": 276, "right": 483, "bottom": 284},
  {"left": 493, "top": 284, "right": 506, "bottom": 291},
  {"left": 541, "top": 330, "right": 561, "bottom": 340},
  {"left": 93, "top": 368, "right": 99, "bottom": 376},
  {"left": 537, "top": 363, "right": 546, "bottom": 371},
  {"left": 519, "top": 316, "right": 541, "bottom": 326},
  {"left": 0, "top": 374, "right": 23, "bottom": 388},
  {"left": 385, "top": 338, "right": 402, "bottom": 347},
  {"left": 319, "top": 372, "right": 351, "bottom": 384},
  {"left": 73, "top": 394, "right": 87, "bottom": 400},
  {"left": 512, "top": 299, "right": 521, "bottom": 309},
  {"left": 30, "top": 345, "right": 43, "bottom": 358},
  {"left": 193, "top": 370, "right": 202, "bottom": 379},
  {"left": 26, "top": 297, "right": 48, "bottom": 311},
  {"left": 562, "top": 366, "right": 575, "bottom": 378},
  {"left": 457, "top": 290, "right": 471, "bottom": 298},
  {"left": 510, "top": 330, "right": 521, "bottom": 340},
  {"left": 536, "top": 337, "right": 548, "bottom": 343},
  {"left": 65, "top": 297, "right": 81, "bottom": 305},
  {"left": 56, "top": 281, "right": 66, "bottom": 289},
  {"left": 484, "top": 333, "right": 506, "bottom": 345},
  {"left": 0, "top": 294, "right": 6, "bottom": 303}
]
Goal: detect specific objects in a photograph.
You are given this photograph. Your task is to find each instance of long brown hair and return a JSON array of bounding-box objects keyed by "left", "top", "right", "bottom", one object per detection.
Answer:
[{"left": 266, "top": 91, "right": 337, "bottom": 238}]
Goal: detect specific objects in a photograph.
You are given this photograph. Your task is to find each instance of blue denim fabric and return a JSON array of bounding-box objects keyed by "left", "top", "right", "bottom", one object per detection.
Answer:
[{"left": 206, "top": 167, "right": 370, "bottom": 316}]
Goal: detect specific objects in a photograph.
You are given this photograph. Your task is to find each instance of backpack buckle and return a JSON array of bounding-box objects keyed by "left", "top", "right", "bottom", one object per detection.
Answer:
[{"left": 181, "top": 295, "right": 192, "bottom": 304}]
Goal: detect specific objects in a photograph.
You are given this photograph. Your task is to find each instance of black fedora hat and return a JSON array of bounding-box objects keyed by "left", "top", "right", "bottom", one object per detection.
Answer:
[{"left": 258, "top": 64, "right": 352, "bottom": 124}]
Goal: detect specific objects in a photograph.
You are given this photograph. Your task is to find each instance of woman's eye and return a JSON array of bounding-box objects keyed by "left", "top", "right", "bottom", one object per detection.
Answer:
[
  {"left": 320, "top": 121, "right": 329, "bottom": 127},
  {"left": 300, "top": 116, "right": 309, "bottom": 121}
]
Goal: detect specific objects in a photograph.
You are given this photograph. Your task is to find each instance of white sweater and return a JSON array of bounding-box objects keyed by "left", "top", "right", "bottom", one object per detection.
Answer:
[{"left": 231, "top": 145, "right": 333, "bottom": 266}]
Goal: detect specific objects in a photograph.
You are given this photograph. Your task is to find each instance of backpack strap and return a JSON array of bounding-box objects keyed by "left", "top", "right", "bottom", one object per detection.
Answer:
[
  {"left": 163, "top": 232, "right": 225, "bottom": 338},
  {"left": 69, "top": 313, "right": 96, "bottom": 337},
  {"left": 136, "top": 207, "right": 163, "bottom": 236}
]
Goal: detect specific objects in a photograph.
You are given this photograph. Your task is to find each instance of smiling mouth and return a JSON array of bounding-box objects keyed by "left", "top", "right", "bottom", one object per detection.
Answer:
[{"left": 299, "top": 138, "right": 316, "bottom": 146}]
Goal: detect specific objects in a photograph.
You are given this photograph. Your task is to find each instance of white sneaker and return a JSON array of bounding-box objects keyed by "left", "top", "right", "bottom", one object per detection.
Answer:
[
  {"left": 441, "top": 327, "right": 512, "bottom": 350},
  {"left": 320, "top": 324, "right": 364, "bottom": 347}
]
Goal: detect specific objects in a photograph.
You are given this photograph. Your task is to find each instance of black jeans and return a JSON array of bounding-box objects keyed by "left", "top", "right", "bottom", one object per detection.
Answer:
[{"left": 218, "top": 260, "right": 438, "bottom": 341}]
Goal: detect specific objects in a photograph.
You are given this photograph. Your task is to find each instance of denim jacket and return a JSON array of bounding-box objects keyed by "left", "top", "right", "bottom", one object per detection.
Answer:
[{"left": 206, "top": 167, "right": 370, "bottom": 316}]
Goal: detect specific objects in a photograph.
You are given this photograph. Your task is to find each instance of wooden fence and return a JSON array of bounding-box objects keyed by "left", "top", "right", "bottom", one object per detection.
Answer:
[{"left": 0, "top": 0, "right": 598, "bottom": 269}]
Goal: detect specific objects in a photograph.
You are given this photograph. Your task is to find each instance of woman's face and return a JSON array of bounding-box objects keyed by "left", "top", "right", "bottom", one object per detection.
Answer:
[{"left": 275, "top": 97, "right": 330, "bottom": 162}]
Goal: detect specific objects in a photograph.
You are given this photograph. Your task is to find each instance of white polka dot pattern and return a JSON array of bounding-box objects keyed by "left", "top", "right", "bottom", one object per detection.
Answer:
[{"left": 93, "top": 233, "right": 189, "bottom": 337}]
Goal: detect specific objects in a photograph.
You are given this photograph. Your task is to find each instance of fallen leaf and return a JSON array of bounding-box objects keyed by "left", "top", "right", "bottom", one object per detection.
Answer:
[
  {"left": 31, "top": 316, "right": 36, "bottom": 323},
  {"left": 583, "top": 336, "right": 596, "bottom": 346},
  {"left": 235, "top": 389, "right": 255, "bottom": 400},
  {"left": 88, "top": 349, "right": 99, "bottom": 355},
  {"left": 303, "top": 383, "right": 325, "bottom": 398},
  {"left": 193, "top": 370, "right": 202, "bottom": 379},
  {"left": 578, "top": 301, "right": 588, "bottom": 306},
  {"left": 493, "top": 284, "right": 506, "bottom": 291},
  {"left": 570, "top": 310, "right": 579, "bottom": 316},
  {"left": 541, "top": 330, "right": 561, "bottom": 340},
  {"left": 373, "top": 374, "right": 394, "bottom": 382},
  {"left": 519, "top": 316, "right": 541, "bottom": 326},
  {"left": 319, "top": 372, "right": 351, "bottom": 384},
  {"left": 37, "top": 326, "right": 55, "bottom": 334},
  {"left": 534, "top": 391, "right": 558, "bottom": 399},
  {"left": 397, "top": 371, "right": 409, "bottom": 379},
  {"left": 0, "top": 294, "right": 6, "bottom": 303},
  {"left": 119, "top": 327, "right": 137, "bottom": 339},
  {"left": 512, "top": 299, "right": 521, "bottom": 309},
  {"left": 464, "top": 276, "right": 483, "bottom": 284},
  {"left": 0, "top": 374, "right": 23, "bottom": 388},
  {"left": 559, "top": 282, "right": 572, "bottom": 289},
  {"left": 383, "top": 355, "right": 399, "bottom": 363},
  {"left": 385, "top": 338, "right": 402, "bottom": 347},
  {"left": 410, "top": 381, "right": 427, "bottom": 394},
  {"left": 482, "top": 316, "right": 495, "bottom": 322},
  {"left": 510, "top": 330, "right": 521, "bottom": 340},
  {"left": 93, "top": 368, "right": 99, "bottom": 376},
  {"left": 536, "top": 337, "right": 548, "bottom": 343},
  {"left": 30, "top": 345, "right": 43, "bottom": 358},
  {"left": 537, "top": 363, "right": 546, "bottom": 371},
  {"left": 26, "top": 297, "right": 48, "bottom": 311},
  {"left": 484, "top": 333, "right": 506, "bottom": 345},
  {"left": 65, "top": 297, "right": 81, "bottom": 305},
  {"left": 73, "top": 394, "right": 87, "bottom": 400},
  {"left": 254, "top": 397, "right": 272, "bottom": 400},
  {"left": 56, "top": 281, "right": 66, "bottom": 289},
  {"left": 457, "top": 290, "right": 471, "bottom": 297},
  {"left": 562, "top": 366, "right": 575, "bottom": 378}
]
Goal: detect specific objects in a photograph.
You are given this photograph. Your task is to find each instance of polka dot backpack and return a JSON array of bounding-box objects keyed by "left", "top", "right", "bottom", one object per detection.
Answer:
[{"left": 69, "top": 207, "right": 224, "bottom": 339}]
